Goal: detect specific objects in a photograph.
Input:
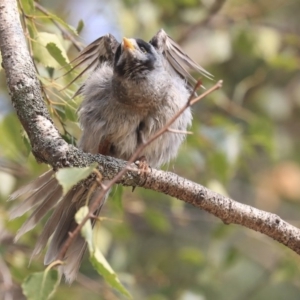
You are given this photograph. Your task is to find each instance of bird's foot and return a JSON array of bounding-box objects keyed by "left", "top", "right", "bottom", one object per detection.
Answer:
[
  {"left": 132, "top": 156, "right": 149, "bottom": 192},
  {"left": 135, "top": 156, "right": 150, "bottom": 175}
]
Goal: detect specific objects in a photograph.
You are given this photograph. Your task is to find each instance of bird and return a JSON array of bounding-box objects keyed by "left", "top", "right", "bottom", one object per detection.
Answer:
[{"left": 9, "top": 29, "right": 212, "bottom": 282}]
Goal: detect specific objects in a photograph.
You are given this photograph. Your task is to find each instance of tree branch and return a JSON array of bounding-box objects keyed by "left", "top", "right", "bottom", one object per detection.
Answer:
[{"left": 1, "top": 0, "right": 300, "bottom": 258}]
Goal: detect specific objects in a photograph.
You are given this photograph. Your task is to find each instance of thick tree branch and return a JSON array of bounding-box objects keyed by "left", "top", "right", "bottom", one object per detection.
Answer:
[{"left": 1, "top": 0, "right": 300, "bottom": 257}]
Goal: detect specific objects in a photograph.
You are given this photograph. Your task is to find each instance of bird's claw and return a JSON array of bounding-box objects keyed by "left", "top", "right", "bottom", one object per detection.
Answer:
[
  {"left": 135, "top": 156, "right": 149, "bottom": 175},
  {"left": 132, "top": 156, "right": 149, "bottom": 192}
]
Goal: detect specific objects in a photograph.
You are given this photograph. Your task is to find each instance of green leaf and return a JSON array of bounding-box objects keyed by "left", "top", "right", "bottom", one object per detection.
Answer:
[
  {"left": 76, "top": 19, "right": 85, "bottom": 34},
  {"left": 90, "top": 249, "right": 132, "bottom": 299},
  {"left": 53, "top": 104, "right": 66, "bottom": 121},
  {"left": 22, "top": 270, "right": 60, "bottom": 300},
  {"left": 65, "top": 104, "right": 77, "bottom": 122},
  {"left": 75, "top": 206, "right": 131, "bottom": 298},
  {"left": 0, "top": 114, "right": 27, "bottom": 159},
  {"left": 21, "top": 0, "right": 34, "bottom": 14},
  {"left": 46, "top": 43, "right": 70, "bottom": 70},
  {"left": 33, "top": 32, "right": 69, "bottom": 69},
  {"left": 55, "top": 162, "right": 98, "bottom": 195},
  {"left": 75, "top": 206, "right": 93, "bottom": 252}
]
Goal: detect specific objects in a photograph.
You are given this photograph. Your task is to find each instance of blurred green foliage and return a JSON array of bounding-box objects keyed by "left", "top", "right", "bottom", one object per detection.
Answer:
[{"left": 0, "top": 0, "right": 300, "bottom": 299}]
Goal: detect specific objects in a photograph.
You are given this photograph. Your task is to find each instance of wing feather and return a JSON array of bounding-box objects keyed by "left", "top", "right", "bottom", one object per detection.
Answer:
[
  {"left": 63, "top": 34, "right": 119, "bottom": 95},
  {"left": 150, "top": 29, "right": 213, "bottom": 89}
]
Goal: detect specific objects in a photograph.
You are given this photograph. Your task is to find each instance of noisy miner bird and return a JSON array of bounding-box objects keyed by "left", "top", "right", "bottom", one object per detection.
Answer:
[{"left": 9, "top": 29, "right": 213, "bottom": 282}]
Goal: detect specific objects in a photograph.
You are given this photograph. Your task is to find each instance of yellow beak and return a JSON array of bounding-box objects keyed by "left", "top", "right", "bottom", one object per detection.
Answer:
[{"left": 122, "top": 37, "right": 135, "bottom": 50}]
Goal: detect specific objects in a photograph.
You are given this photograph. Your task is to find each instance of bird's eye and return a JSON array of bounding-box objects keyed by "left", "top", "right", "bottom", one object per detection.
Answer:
[{"left": 140, "top": 46, "right": 147, "bottom": 53}]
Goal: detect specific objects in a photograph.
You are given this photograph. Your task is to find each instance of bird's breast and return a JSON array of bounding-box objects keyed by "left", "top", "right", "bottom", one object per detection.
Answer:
[{"left": 112, "top": 74, "right": 171, "bottom": 112}]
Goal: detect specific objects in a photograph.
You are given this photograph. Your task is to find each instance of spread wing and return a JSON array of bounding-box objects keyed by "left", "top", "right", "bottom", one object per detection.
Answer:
[
  {"left": 149, "top": 29, "right": 213, "bottom": 89},
  {"left": 64, "top": 34, "right": 119, "bottom": 96}
]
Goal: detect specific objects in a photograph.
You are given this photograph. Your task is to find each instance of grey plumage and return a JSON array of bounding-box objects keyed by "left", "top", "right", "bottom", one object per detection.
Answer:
[{"left": 9, "top": 29, "right": 211, "bottom": 282}]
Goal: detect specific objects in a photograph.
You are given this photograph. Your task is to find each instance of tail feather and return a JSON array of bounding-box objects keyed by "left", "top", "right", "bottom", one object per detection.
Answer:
[
  {"left": 15, "top": 184, "right": 62, "bottom": 241},
  {"left": 9, "top": 170, "right": 56, "bottom": 219},
  {"left": 59, "top": 237, "right": 87, "bottom": 283},
  {"left": 10, "top": 170, "right": 109, "bottom": 283},
  {"left": 44, "top": 187, "right": 107, "bottom": 282},
  {"left": 44, "top": 197, "right": 78, "bottom": 264},
  {"left": 31, "top": 185, "right": 87, "bottom": 258},
  {"left": 59, "top": 206, "right": 105, "bottom": 283},
  {"left": 9, "top": 170, "right": 54, "bottom": 201},
  {"left": 31, "top": 192, "right": 73, "bottom": 258}
]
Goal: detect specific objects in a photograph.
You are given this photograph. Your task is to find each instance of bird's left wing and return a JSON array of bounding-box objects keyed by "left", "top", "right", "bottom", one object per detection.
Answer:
[{"left": 149, "top": 29, "right": 213, "bottom": 89}]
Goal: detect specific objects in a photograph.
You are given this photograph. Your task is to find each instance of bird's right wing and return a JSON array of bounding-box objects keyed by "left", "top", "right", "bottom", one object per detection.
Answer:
[{"left": 63, "top": 34, "right": 119, "bottom": 96}]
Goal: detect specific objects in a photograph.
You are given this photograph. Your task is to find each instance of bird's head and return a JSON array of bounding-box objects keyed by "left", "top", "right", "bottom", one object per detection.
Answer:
[{"left": 113, "top": 37, "right": 162, "bottom": 79}]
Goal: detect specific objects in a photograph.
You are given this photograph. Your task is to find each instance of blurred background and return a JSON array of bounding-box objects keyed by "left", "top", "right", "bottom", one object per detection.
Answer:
[{"left": 1, "top": 0, "right": 300, "bottom": 299}]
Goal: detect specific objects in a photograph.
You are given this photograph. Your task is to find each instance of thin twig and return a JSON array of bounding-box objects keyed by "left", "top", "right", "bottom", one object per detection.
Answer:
[
  {"left": 167, "top": 128, "right": 193, "bottom": 135},
  {"left": 34, "top": 2, "right": 83, "bottom": 52}
]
